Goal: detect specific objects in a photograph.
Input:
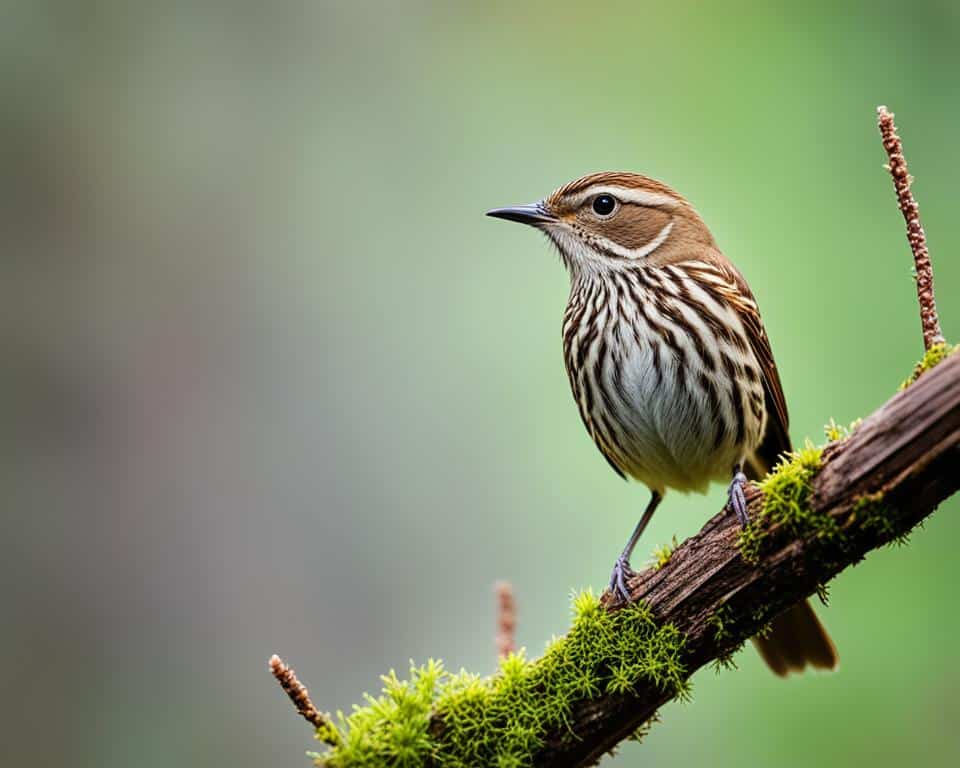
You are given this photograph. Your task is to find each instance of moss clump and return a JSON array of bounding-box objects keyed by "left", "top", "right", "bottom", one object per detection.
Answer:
[
  {"left": 738, "top": 442, "right": 835, "bottom": 564},
  {"left": 846, "top": 491, "right": 913, "bottom": 547},
  {"left": 310, "top": 661, "right": 441, "bottom": 768},
  {"left": 650, "top": 535, "right": 679, "bottom": 570},
  {"left": 627, "top": 710, "right": 661, "bottom": 743},
  {"left": 823, "top": 418, "right": 861, "bottom": 443},
  {"left": 313, "top": 590, "right": 689, "bottom": 767},
  {"left": 900, "top": 341, "right": 957, "bottom": 389},
  {"left": 737, "top": 434, "right": 921, "bottom": 567},
  {"left": 740, "top": 402, "right": 925, "bottom": 567},
  {"left": 815, "top": 582, "right": 830, "bottom": 606},
  {"left": 707, "top": 605, "right": 744, "bottom": 673},
  {"left": 706, "top": 603, "right": 777, "bottom": 674},
  {"left": 707, "top": 605, "right": 733, "bottom": 645}
]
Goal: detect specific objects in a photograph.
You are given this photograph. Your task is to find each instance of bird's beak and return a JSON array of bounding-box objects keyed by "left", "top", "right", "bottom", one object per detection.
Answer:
[{"left": 485, "top": 201, "right": 554, "bottom": 227}]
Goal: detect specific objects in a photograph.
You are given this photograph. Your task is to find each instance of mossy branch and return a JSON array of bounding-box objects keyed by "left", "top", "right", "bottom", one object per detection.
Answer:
[
  {"left": 273, "top": 354, "right": 959, "bottom": 767},
  {"left": 536, "top": 350, "right": 959, "bottom": 766},
  {"left": 270, "top": 106, "right": 958, "bottom": 766}
]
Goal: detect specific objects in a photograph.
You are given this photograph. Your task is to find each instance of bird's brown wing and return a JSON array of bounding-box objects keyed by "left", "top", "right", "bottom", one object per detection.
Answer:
[
  {"left": 688, "top": 257, "right": 835, "bottom": 677},
  {"left": 710, "top": 262, "right": 792, "bottom": 479}
]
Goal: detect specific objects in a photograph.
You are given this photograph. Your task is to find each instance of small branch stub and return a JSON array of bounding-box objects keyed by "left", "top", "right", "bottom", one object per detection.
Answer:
[
  {"left": 269, "top": 654, "right": 337, "bottom": 743},
  {"left": 495, "top": 581, "right": 517, "bottom": 659},
  {"left": 877, "top": 105, "right": 945, "bottom": 350}
]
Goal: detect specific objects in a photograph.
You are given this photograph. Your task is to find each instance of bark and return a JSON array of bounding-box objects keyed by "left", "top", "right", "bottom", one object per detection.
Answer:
[{"left": 528, "top": 352, "right": 960, "bottom": 767}]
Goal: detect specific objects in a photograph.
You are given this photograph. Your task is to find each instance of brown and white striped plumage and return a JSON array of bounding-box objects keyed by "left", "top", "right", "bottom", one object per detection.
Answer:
[
  {"left": 489, "top": 171, "right": 837, "bottom": 676},
  {"left": 547, "top": 172, "right": 781, "bottom": 491},
  {"left": 562, "top": 255, "right": 773, "bottom": 493}
]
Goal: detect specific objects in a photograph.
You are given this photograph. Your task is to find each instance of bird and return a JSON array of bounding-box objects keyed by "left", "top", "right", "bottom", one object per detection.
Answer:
[{"left": 487, "top": 171, "right": 838, "bottom": 676}]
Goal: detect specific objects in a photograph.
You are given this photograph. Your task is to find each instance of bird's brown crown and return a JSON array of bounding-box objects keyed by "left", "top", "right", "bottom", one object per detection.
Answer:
[
  {"left": 543, "top": 171, "right": 716, "bottom": 267},
  {"left": 549, "top": 171, "right": 685, "bottom": 204}
]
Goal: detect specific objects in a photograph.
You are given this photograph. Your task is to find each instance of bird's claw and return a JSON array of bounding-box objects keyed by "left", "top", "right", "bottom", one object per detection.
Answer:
[
  {"left": 728, "top": 471, "right": 750, "bottom": 528},
  {"left": 609, "top": 555, "right": 636, "bottom": 604}
]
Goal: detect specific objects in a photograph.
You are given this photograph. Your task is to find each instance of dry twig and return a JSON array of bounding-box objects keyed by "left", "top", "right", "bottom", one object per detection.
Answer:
[
  {"left": 495, "top": 581, "right": 517, "bottom": 659},
  {"left": 269, "top": 654, "right": 336, "bottom": 742},
  {"left": 877, "top": 105, "right": 945, "bottom": 350}
]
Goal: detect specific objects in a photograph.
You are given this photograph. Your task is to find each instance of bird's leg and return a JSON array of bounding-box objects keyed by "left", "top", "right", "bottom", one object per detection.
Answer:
[
  {"left": 609, "top": 491, "right": 662, "bottom": 604},
  {"left": 728, "top": 464, "right": 750, "bottom": 528}
]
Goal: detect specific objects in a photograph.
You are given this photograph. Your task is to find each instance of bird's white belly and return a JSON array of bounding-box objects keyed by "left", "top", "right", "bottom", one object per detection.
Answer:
[{"left": 590, "top": 319, "right": 766, "bottom": 494}]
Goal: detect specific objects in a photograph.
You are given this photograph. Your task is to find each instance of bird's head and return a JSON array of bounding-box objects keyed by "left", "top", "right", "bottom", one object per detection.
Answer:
[{"left": 487, "top": 171, "right": 715, "bottom": 274}]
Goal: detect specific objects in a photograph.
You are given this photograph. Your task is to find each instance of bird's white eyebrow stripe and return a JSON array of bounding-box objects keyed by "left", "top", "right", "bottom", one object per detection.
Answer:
[
  {"left": 565, "top": 185, "right": 678, "bottom": 210},
  {"left": 596, "top": 220, "right": 675, "bottom": 260}
]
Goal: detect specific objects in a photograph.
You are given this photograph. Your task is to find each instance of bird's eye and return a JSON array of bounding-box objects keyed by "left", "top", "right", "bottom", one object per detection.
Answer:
[{"left": 592, "top": 194, "right": 617, "bottom": 216}]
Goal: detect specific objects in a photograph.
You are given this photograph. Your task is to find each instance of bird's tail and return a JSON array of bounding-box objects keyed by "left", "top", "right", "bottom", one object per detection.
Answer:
[{"left": 752, "top": 599, "right": 839, "bottom": 677}]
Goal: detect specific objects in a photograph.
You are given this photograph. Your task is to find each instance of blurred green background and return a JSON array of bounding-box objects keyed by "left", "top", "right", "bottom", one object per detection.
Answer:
[{"left": 2, "top": 1, "right": 959, "bottom": 766}]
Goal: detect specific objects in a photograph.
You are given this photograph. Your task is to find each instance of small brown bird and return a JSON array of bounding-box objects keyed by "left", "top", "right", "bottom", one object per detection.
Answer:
[{"left": 488, "top": 172, "right": 837, "bottom": 676}]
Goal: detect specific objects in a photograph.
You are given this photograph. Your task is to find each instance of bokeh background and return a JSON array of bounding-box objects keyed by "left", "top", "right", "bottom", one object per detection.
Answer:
[{"left": 3, "top": 1, "right": 959, "bottom": 766}]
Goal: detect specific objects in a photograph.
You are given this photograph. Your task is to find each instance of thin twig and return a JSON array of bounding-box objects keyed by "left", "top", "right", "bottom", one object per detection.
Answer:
[
  {"left": 877, "top": 105, "right": 945, "bottom": 350},
  {"left": 495, "top": 581, "right": 517, "bottom": 659},
  {"left": 269, "top": 654, "right": 337, "bottom": 743}
]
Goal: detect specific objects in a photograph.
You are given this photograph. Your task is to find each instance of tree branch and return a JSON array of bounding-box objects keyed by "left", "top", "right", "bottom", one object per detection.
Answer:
[
  {"left": 530, "top": 351, "right": 960, "bottom": 766},
  {"left": 281, "top": 352, "right": 958, "bottom": 768},
  {"left": 270, "top": 106, "right": 957, "bottom": 766}
]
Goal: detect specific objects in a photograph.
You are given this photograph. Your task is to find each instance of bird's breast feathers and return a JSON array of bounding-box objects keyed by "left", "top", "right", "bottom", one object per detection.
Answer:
[{"left": 562, "top": 263, "right": 768, "bottom": 493}]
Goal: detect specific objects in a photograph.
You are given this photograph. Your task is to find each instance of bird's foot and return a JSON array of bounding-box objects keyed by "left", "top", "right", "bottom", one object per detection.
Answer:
[
  {"left": 608, "top": 555, "right": 637, "bottom": 604},
  {"left": 727, "top": 470, "right": 750, "bottom": 528}
]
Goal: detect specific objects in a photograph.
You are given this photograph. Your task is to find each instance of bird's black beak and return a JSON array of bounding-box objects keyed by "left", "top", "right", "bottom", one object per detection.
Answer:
[{"left": 486, "top": 201, "right": 554, "bottom": 226}]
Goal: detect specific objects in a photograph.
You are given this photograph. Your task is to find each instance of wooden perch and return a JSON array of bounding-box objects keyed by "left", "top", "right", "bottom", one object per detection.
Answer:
[
  {"left": 273, "top": 353, "right": 960, "bottom": 765},
  {"left": 270, "top": 105, "right": 956, "bottom": 766},
  {"left": 529, "top": 350, "right": 960, "bottom": 766}
]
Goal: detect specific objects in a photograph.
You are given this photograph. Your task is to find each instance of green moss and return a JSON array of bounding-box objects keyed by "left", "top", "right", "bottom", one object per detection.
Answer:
[
  {"left": 823, "top": 418, "right": 861, "bottom": 443},
  {"left": 846, "top": 491, "right": 913, "bottom": 547},
  {"left": 707, "top": 605, "right": 732, "bottom": 644},
  {"left": 707, "top": 605, "right": 744, "bottom": 674},
  {"left": 815, "top": 583, "right": 830, "bottom": 606},
  {"left": 313, "top": 591, "right": 689, "bottom": 767},
  {"left": 627, "top": 710, "right": 661, "bottom": 743},
  {"left": 823, "top": 419, "right": 844, "bottom": 443},
  {"left": 739, "top": 392, "right": 930, "bottom": 567},
  {"left": 650, "top": 535, "right": 679, "bottom": 570},
  {"left": 737, "top": 425, "right": 926, "bottom": 566},
  {"left": 706, "top": 603, "right": 777, "bottom": 674},
  {"left": 848, "top": 492, "right": 886, "bottom": 529},
  {"left": 900, "top": 341, "right": 957, "bottom": 389},
  {"left": 738, "top": 442, "right": 832, "bottom": 564}
]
